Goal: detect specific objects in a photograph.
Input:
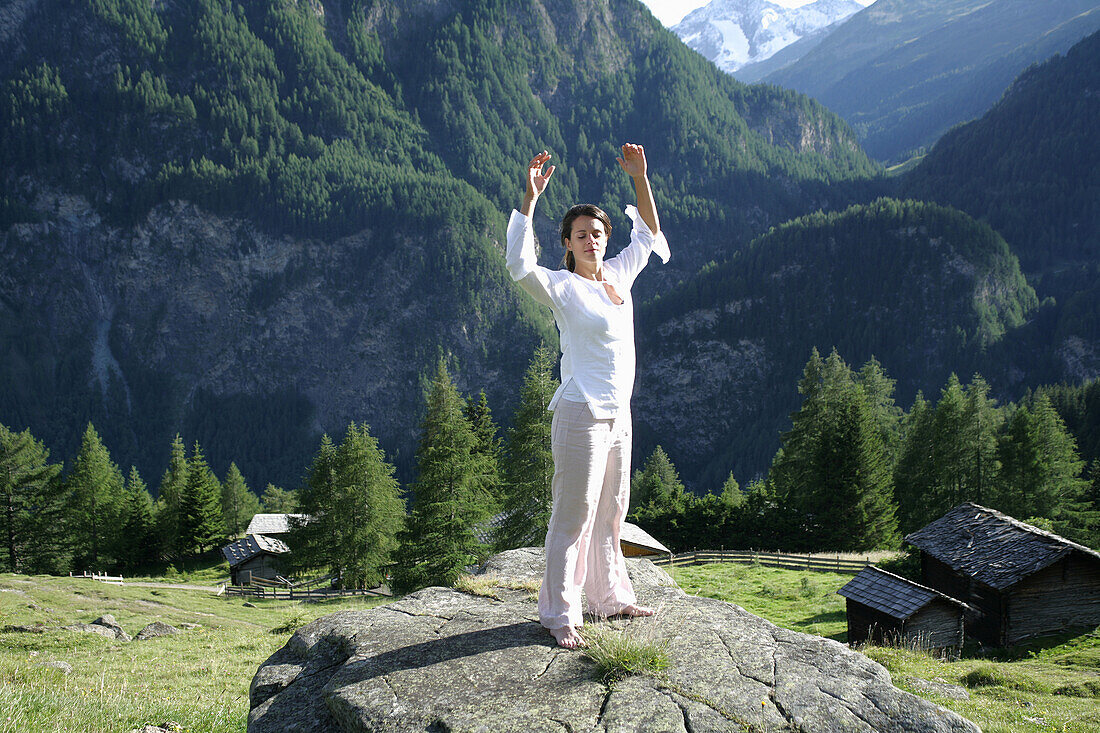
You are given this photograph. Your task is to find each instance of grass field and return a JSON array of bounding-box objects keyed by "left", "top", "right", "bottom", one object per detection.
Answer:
[
  {"left": 672, "top": 562, "right": 1100, "bottom": 733},
  {"left": 3, "top": 562, "right": 1097, "bottom": 732},
  {"left": 0, "top": 573, "right": 389, "bottom": 733}
]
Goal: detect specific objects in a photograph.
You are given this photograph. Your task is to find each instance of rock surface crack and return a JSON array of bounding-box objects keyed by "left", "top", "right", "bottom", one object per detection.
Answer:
[
  {"left": 533, "top": 650, "right": 560, "bottom": 680},
  {"left": 820, "top": 686, "right": 876, "bottom": 729}
]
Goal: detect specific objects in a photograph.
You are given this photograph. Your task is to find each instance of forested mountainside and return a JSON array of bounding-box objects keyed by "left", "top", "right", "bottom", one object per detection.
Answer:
[
  {"left": 633, "top": 198, "right": 1038, "bottom": 487},
  {"left": 762, "top": 0, "right": 1100, "bottom": 162},
  {"left": 904, "top": 29, "right": 1100, "bottom": 282},
  {"left": 903, "top": 29, "right": 1100, "bottom": 387},
  {"left": 0, "top": 0, "right": 876, "bottom": 488}
]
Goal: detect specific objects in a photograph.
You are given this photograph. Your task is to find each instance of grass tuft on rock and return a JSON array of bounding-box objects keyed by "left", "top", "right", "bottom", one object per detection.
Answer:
[{"left": 579, "top": 624, "right": 669, "bottom": 683}]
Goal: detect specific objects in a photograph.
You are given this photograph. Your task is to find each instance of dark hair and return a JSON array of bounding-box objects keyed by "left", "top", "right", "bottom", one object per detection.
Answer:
[{"left": 559, "top": 204, "right": 612, "bottom": 272}]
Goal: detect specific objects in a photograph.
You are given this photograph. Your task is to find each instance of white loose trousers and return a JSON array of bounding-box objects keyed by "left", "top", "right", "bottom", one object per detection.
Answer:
[{"left": 538, "top": 398, "right": 637, "bottom": 629}]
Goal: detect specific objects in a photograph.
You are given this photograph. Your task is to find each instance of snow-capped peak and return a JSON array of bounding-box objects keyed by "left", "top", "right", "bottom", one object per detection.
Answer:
[{"left": 673, "top": 0, "right": 868, "bottom": 74}]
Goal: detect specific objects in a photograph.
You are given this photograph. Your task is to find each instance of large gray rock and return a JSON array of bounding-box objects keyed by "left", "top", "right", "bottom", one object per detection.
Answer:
[
  {"left": 135, "top": 621, "right": 180, "bottom": 641},
  {"left": 249, "top": 549, "right": 980, "bottom": 732},
  {"left": 92, "top": 614, "right": 133, "bottom": 642}
]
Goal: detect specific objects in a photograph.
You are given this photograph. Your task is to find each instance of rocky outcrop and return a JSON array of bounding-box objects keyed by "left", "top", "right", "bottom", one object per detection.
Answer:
[{"left": 249, "top": 549, "right": 979, "bottom": 732}]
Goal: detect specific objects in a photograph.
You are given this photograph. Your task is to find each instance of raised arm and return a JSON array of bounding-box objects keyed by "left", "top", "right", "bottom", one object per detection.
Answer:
[
  {"left": 617, "top": 143, "right": 659, "bottom": 234},
  {"left": 521, "top": 151, "right": 555, "bottom": 217}
]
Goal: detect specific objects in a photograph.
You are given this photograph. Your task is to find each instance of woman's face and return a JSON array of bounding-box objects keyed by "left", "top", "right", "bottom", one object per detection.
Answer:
[{"left": 565, "top": 215, "right": 608, "bottom": 270}]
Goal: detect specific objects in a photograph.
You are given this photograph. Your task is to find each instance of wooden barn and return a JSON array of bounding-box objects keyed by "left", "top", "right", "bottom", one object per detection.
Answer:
[
  {"left": 838, "top": 566, "right": 971, "bottom": 654},
  {"left": 222, "top": 534, "right": 291, "bottom": 586},
  {"left": 906, "top": 502, "right": 1100, "bottom": 646}
]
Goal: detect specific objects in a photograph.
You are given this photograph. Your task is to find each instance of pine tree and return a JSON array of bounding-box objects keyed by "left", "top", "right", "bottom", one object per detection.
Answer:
[
  {"left": 180, "top": 442, "right": 224, "bottom": 555},
  {"left": 962, "top": 376, "right": 1002, "bottom": 505},
  {"left": 857, "top": 357, "right": 903, "bottom": 472},
  {"left": 155, "top": 434, "right": 188, "bottom": 559},
  {"left": 67, "top": 423, "right": 126, "bottom": 569},
  {"left": 221, "top": 462, "right": 261, "bottom": 537},
  {"left": 495, "top": 344, "right": 557, "bottom": 551},
  {"left": 392, "top": 360, "right": 494, "bottom": 594},
  {"left": 292, "top": 425, "right": 405, "bottom": 588},
  {"left": 0, "top": 423, "right": 66, "bottom": 573},
  {"left": 119, "top": 466, "right": 157, "bottom": 570}
]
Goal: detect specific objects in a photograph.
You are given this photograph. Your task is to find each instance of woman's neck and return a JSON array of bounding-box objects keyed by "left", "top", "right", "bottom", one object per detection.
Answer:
[{"left": 573, "top": 261, "right": 604, "bottom": 281}]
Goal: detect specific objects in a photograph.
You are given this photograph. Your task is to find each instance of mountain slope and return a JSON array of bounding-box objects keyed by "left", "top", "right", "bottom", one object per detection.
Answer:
[
  {"left": 0, "top": 0, "right": 876, "bottom": 487},
  {"left": 763, "top": 0, "right": 1100, "bottom": 162},
  {"left": 634, "top": 199, "right": 1038, "bottom": 486}
]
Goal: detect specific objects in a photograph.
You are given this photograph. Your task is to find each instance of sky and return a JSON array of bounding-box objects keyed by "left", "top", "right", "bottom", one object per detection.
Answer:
[{"left": 639, "top": 0, "right": 869, "bottom": 27}]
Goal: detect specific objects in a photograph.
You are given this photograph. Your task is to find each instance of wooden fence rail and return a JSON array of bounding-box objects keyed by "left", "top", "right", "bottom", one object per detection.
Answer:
[
  {"left": 651, "top": 549, "right": 873, "bottom": 574},
  {"left": 224, "top": 585, "right": 388, "bottom": 600}
]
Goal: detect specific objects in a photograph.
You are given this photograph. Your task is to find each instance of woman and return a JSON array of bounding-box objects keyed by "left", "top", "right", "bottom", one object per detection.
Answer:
[{"left": 505, "top": 144, "right": 669, "bottom": 648}]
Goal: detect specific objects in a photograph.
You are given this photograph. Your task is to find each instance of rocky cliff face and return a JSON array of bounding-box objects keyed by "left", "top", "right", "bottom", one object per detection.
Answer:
[
  {"left": 248, "top": 548, "right": 980, "bottom": 732},
  {"left": 0, "top": 184, "right": 545, "bottom": 485}
]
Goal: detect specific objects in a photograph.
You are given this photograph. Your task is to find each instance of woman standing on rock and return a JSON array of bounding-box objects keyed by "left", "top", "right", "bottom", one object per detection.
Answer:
[{"left": 505, "top": 144, "right": 668, "bottom": 648}]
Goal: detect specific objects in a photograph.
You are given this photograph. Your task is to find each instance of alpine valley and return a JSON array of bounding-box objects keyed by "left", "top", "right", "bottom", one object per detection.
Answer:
[{"left": 1, "top": 0, "right": 1097, "bottom": 492}]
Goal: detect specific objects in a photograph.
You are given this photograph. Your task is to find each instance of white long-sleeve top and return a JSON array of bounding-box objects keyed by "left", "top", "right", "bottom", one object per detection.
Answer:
[{"left": 506, "top": 205, "right": 670, "bottom": 418}]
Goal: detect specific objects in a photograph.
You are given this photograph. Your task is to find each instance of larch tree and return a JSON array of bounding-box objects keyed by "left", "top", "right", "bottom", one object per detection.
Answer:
[
  {"left": 221, "top": 462, "right": 261, "bottom": 537},
  {"left": 261, "top": 484, "right": 299, "bottom": 513},
  {"left": 155, "top": 434, "right": 188, "bottom": 559},
  {"left": 292, "top": 425, "right": 405, "bottom": 589},
  {"left": 392, "top": 360, "right": 494, "bottom": 594},
  {"left": 0, "top": 423, "right": 66, "bottom": 573},
  {"left": 495, "top": 344, "right": 557, "bottom": 551},
  {"left": 995, "top": 396, "right": 1086, "bottom": 522},
  {"left": 67, "top": 423, "right": 125, "bottom": 569}
]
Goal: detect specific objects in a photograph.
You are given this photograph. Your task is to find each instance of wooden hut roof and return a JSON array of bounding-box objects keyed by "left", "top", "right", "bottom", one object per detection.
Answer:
[
  {"left": 221, "top": 534, "right": 290, "bottom": 567},
  {"left": 620, "top": 521, "right": 671, "bottom": 556},
  {"left": 245, "top": 513, "right": 309, "bottom": 535},
  {"left": 838, "top": 566, "right": 970, "bottom": 620},
  {"left": 905, "top": 502, "right": 1100, "bottom": 590}
]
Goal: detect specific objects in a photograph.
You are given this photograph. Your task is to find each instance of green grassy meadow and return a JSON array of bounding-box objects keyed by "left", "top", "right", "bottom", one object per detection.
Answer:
[
  {"left": 672, "top": 562, "right": 1100, "bottom": 733},
  {"left": 2, "top": 562, "right": 1097, "bottom": 732},
  {"left": 0, "top": 573, "right": 390, "bottom": 733}
]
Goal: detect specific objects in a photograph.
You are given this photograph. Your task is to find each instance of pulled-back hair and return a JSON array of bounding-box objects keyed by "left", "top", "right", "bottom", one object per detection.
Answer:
[{"left": 559, "top": 204, "right": 612, "bottom": 272}]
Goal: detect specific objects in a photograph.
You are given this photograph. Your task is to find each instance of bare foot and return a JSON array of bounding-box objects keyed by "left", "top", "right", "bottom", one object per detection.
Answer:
[
  {"left": 549, "top": 625, "right": 586, "bottom": 649},
  {"left": 617, "top": 604, "right": 655, "bottom": 618}
]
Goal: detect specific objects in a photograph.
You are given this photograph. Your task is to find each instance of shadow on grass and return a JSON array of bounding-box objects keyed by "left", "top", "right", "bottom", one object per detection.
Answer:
[{"left": 965, "top": 625, "right": 1100, "bottom": 662}]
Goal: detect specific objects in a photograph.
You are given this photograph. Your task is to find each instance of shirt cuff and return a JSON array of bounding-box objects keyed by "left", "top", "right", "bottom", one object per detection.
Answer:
[
  {"left": 506, "top": 209, "right": 537, "bottom": 280},
  {"left": 624, "top": 204, "right": 670, "bottom": 264}
]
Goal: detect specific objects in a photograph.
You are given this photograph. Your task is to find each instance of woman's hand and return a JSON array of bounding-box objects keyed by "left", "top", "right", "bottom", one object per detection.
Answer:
[
  {"left": 522, "top": 151, "right": 555, "bottom": 217},
  {"left": 617, "top": 143, "right": 647, "bottom": 179},
  {"left": 527, "top": 151, "right": 555, "bottom": 197}
]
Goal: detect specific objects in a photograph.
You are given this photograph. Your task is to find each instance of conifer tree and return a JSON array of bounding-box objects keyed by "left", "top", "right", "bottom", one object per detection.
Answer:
[
  {"left": 857, "top": 357, "right": 903, "bottom": 471},
  {"left": 769, "top": 349, "right": 899, "bottom": 550},
  {"left": 393, "top": 360, "right": 494, "bottom": 594},
  {"left": 180, "top": 442, "right": 223, "bottom": 555},
  {"left": 67, "top": 423, "right": 125, "bottom": 569},
  {"left": 292, "top": 425, "right": 405, "bottom": 588},
  {"left": 994, "top": 396, "right": 1086, "bottom": 522},
  {"left": 495, "top": 344, "right": 557, "bottom": 551},
  {"left": 221, "top": 462, "right": 261, "bottom": 537},
  {"left": 261, "top": 484, "right": 299, "bottom": 513},
  {"left": 119, "top": 466, "right": 157, "bottom": 570},
  {"left": 630, "top": 446, "right": 687, "bottom": 515},
  {"left": 465, "top": 390, "right": 502, "bottom": 502},
  {"left": 893, "top": 392, "right": 938, "bottom": 533},
  {"left": 155, "top": 434, "right": 188, "bottom": 559},
  {"left": 0, "top": 423, "right": 66, "bottom": 573}
]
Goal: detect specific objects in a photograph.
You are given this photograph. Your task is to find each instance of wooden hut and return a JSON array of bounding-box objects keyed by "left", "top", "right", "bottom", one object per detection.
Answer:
[
  {"left": 906, "top": 502, "right": 1100, "bottom": 646},
  {"left": 838, "top": 566, "right": 971, "bottom": 654},
  {"left": 222, "top": 534, "right": 291, "bottom": 586}
]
